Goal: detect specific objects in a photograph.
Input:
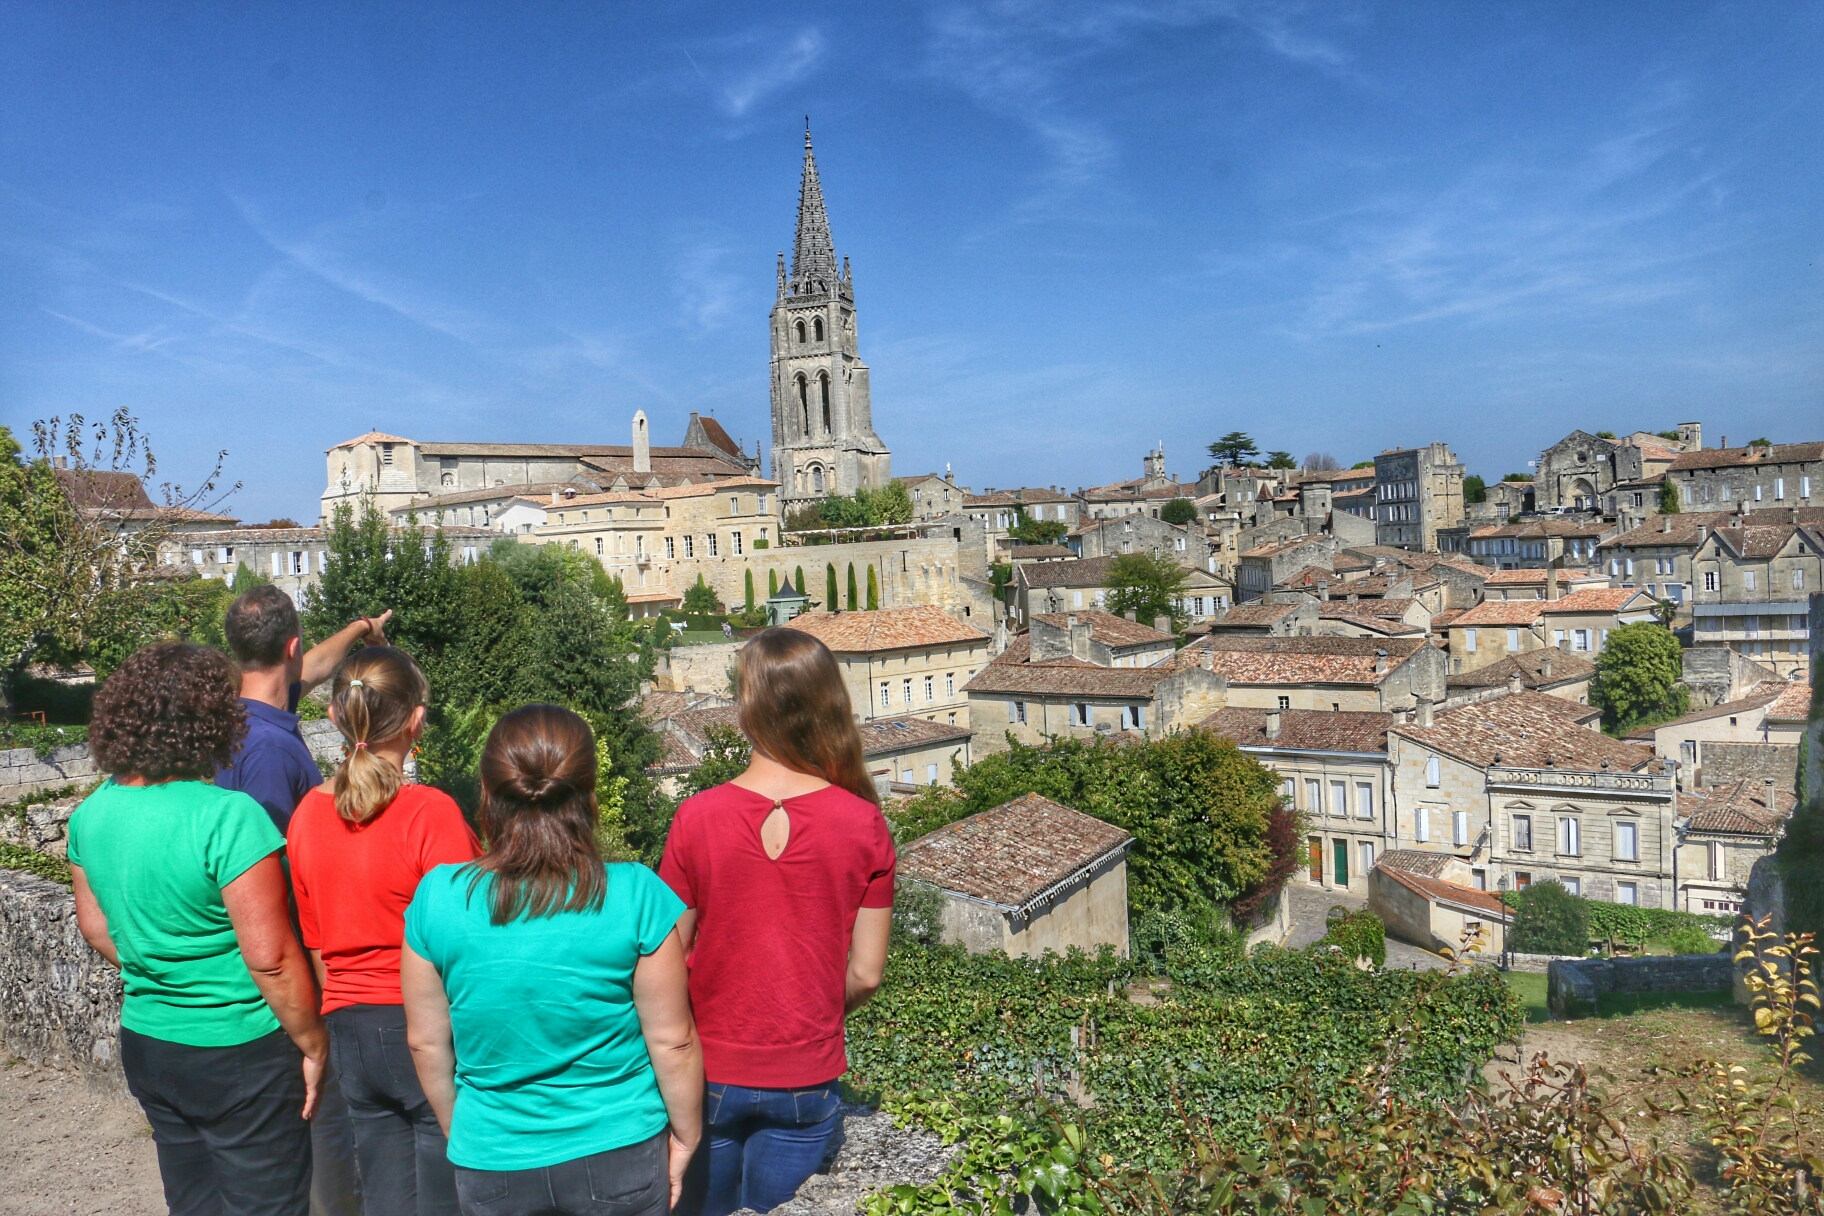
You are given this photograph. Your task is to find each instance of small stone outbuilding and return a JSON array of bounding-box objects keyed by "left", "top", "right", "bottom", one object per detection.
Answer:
[{"left": 898, "top": 793, "right": 1132, "bottom": 958}]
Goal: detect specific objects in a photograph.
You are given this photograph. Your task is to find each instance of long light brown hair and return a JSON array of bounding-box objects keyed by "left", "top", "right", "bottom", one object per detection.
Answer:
[
  {"left": 737, "top": 628, "right": 879, "bottom": 805},
  {"left": 328, "top": 647, "right": 427, "bottom": 823},
  {"left": 469, "top": 705, "right": 605, "bottom": 924}
]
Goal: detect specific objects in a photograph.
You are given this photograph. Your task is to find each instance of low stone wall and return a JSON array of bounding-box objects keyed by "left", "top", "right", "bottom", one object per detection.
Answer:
[
  {"left": 1547, "top": 952, "right": 1732, "bottom": 1019},
  {"left": 0, "top": 868, "right": 123, "bottom": 1083},
  {"left": 0, "top": 743, "right": 96, "bottom": 802},
  {"left": 1505, "top": 951, "right": 1586, "bottom": 975},
  {"left": 0, "top": 790, "right": 82, "bottom": 858}
]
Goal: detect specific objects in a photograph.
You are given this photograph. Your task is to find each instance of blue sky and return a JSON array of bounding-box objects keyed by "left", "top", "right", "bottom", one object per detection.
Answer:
[{"left": 2, "top": 2, "right": 1819, "bottom": 522}]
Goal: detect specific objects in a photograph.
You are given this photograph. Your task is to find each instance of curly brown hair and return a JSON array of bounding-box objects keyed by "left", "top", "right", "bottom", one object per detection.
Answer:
[{"left": 89, "top": 642, "right": 247, "bottom": 781}]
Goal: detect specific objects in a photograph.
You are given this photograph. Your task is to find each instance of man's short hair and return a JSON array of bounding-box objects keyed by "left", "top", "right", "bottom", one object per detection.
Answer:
[{"left": 225, "top": 585, "right": 301, "bottom": 669}]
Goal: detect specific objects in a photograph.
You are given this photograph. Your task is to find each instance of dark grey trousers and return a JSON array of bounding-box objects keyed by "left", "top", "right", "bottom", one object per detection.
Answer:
[{"left": 453, "top": 1132, "right": 669, "bottom": 1216}]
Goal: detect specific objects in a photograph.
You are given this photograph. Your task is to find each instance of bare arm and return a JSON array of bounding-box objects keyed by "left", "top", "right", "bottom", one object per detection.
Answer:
[
  {"left": 222, "top": 855, "right": 330, "bottom": 1119},
  {"left": 846, "top": 907, "right": 892, "bottom": 1014},
  {"left": 401, "top": 944, "right": 457, "bottom": 1136},
  {"left": 298, "top": 610, "right": 391, "bottom": 693},
  {"left": 633, "top": 926, "right": 704, "bottom": 1209},
  {"left": 70, "top": 867, "right": 121, "bottom": 969},
  {"left": 672, "top": 908, "right": 698, "bottom": 956}
]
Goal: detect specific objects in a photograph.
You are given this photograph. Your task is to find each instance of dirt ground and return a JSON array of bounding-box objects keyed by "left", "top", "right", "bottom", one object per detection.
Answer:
[
  {"left": 0, "top": 1057, "right": 163, "bottom": 1216},
  {"left": 2, "top": 1003, "right": 1816, "bottom": 1215}
]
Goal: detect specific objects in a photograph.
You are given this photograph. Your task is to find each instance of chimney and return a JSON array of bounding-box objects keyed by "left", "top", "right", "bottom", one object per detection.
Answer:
[
  {"left": 1070, "top": 617, "right": 1091, "bottom": 662},
  {"left": 1265, "top": 709, "right": 1282, "bottom": 739},
  {"left": 1154, "top": 614, "right": 1172, "bottom": 635},
  {"left": 1540, "top": 652, "right": 1553, "bottom": 680},
  {"left": 1764, "top": 777, "right": 1776, "bottom": 808},
  {"left": 1416, "top": 697, "right": 1433, "bottom": 728},
  {"left": 1661, "top": 515, "right": 1672, "bottom": 533},
  {"left": 550, "top": 489, "right": 560, "bottom": 505},
  {"left": 1374, "top": 649, "right": 1388, "bottom": 674},
  {"left": 1545, "top": 559, "right": 1559, "bottom": 602},
  {"left": 1319, "top": 582, "right": 1331, "bottom": 602},
  {"left": 632, "top": 410, "right": 651, "bottom": 474},
  {"left": 1507, "top": 671, "right": 1523, "bottom": 694},
  {"left": 1124, "top": 610, "right": 1138, "bottom": 622},
  {"left": 1199, "top": 648, "right": 1214, "bottom": 671}
]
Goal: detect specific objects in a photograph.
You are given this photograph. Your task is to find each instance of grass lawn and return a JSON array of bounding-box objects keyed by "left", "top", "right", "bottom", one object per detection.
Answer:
[
  {"left": 1502, "top": 970, "right": 1550, "bottom": 1022},
  {"left": 1501, "top": 969, "right": 1735, "bottom": 1022}
]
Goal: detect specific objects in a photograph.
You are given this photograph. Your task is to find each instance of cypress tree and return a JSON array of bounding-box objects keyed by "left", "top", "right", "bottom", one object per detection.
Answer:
[
  {"left": 768, "top": 569, "right": 779, "bottom": 597},
  {"left": 744, "top": 569, "right": 755, "bottom": 613},
  {"left": 796, "top": 566, "right": 807, "bottom": 599},
  {"left": 865, "top": 564, "right": 879, "bottom": 609},
  {"left": 826, "top": 563, "right": 838, "bottom": 609},
  {"left": 846, "top": 563, "right": 858, "bottom": 610}
]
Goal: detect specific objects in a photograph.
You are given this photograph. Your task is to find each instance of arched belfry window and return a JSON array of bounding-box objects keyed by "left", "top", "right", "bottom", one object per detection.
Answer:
[
  {"left": 794, "top": 320, "right": 806, "bottom": 343},
  {"left": 812, "top": 466, "right": 825, "bottom": 494},
  {"left": 813, "top": 316, "right": 824, "bottom": 342},
  {"left": 796, "top": 375, "right": 810, "bottom": 435},
  {"left": 819, "top": 373, "right": 831, "bottom": 433}
]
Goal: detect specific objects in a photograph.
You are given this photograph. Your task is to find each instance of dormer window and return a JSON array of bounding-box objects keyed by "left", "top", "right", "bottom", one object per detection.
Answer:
[{"left": 381, "top": 443, "right": 395, "bottom": 466}]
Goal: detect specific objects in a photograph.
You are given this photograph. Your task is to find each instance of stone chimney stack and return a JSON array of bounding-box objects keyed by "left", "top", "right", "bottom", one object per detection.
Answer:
[
  {"left": 1199, "top": 648, "right": 1214, "bottom": 671},
  {"left": 1545, "top": 559, "right": 1559, "bottom": 602},
  {"left": 1764, "top": 777, "right": 1777, "bottom": 808},
  {"left": 1069, "top": 617, "right": 1091, "bottom": 662},
  {"left": 1416, "top": 697, "right": 1433, "bottom": 728},
  {"left": 632, "top": 410, "right": 651, "bottom": 474},
  {"left": 1265, "top": 709, "right": 1282, "bottom": 739},
  {"left": 1124, "top": 610, "right": 1138, "bottom": 622},
  {"left": 1374, "top": 649, "right": 1388, "bottom": 675},
  {"left": 1541, "top": 652, "right": 1553, "bottom": 680},
  {"left": 1508, "top": 671, "right": 1524, "bottom": 694},
  {"left": 1154, "top": 615, "right": 1172, "bottom": 635}
]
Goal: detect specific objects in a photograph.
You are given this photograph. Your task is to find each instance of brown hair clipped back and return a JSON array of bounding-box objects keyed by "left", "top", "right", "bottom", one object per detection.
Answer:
[
  {"left": 90, "top": 642, "right": 246, "bottom": 780},
  {"left": 328, "top": 647, "right": 428, "bottom": 823},
  {"left": 472, "top": 705, "right": 604, "bottom": 925},
  {"left": 737, "top": 627, "right": 878, "bottom": 805}
]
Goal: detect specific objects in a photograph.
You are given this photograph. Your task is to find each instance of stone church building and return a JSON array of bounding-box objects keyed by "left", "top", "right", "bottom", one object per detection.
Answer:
[{"left": 770, "top": 127, "right": 892, "bottom": 512}]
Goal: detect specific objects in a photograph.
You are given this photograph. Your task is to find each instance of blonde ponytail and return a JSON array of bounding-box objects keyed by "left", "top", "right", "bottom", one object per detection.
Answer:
[{"left": 328, "top": 646, "right": 428, "bottom": 823}]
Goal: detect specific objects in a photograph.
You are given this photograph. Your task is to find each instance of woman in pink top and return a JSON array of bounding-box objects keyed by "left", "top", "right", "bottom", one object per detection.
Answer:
[{"left": 659, "top": 628, "right": 895, "bottom": 1216}]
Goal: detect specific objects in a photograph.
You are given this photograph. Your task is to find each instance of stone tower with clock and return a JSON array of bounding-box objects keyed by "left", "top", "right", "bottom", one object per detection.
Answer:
[{"left": 769, "top": 125, "right": 891, "bottom": 512}]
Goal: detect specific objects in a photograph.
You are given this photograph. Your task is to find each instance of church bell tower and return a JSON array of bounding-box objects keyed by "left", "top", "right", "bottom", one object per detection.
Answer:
[{"left": 769, "top": 124, "right": 891, "bottom": 512}]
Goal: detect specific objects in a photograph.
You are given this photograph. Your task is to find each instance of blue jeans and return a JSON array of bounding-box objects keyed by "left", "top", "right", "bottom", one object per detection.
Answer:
[{"left": 690, "top": 1082, "right": 842, "bottom": 1216}]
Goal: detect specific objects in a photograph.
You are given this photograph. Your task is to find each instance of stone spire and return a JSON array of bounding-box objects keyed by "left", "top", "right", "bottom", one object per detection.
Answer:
[{"left": 790, "top": 121, "right": 839, "bottom": 295}]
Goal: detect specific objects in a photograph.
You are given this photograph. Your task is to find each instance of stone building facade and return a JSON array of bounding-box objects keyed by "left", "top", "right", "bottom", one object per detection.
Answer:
[
  {"left": 1690, "top": 519, "right": 1823, "bottom": 677},
  {"left": 1373, "top": 443, "right": 1464, "bottom": 552},
  {"left": 1666, "top": 440, "right": 1822, "bottom": 512},
  {"left": 769, "top": 128, "right": 891, "bottom": 510},
  {"left": 781, "top": 606, "right": 990, "bottom": 729}
]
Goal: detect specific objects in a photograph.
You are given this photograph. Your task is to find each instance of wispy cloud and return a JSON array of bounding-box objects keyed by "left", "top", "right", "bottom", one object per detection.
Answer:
[
  {"left": 671, "top": 241, "right": 745, "bottom": 331},
  {"left": 719, "top": 28, "right": 825, "bottom": 117}
]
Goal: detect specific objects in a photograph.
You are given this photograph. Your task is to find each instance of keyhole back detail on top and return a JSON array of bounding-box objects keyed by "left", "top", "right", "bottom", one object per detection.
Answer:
[{"left": 761, "top": 800, "right": 791, "bottom": 860}]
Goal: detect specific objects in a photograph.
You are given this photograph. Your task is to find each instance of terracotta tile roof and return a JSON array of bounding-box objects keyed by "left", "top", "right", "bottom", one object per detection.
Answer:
[
  {"left": 1448, "top": 651, "right": 1596, "bottom": 690},
  {"left": 858, "top": 715, "right": 973, "bottom": 754},
  {"left": 1391, "top": 692, "right": 1646, "bottom": 772},
  {"left": 1431, "top": 609, "right": 1466, "bottom": 630},
  {"left": 1681, "top": 779, "right": 1796, "bottom": 836},
  {"left": 1436, "top": 559, "right": 1499, "bottom": 579},
  {"left": 391, "top": 482, "right": 578, "bottom": 510},
  {"left": 1031, "top": 609, "right": 1175, "bottom": 649},
  {"left": 782, "top": 606, "right": 989, "bottom": 653},
  {"left": 664, "top": 706, "right": 744, "bottom": 752},
  {"left": 1375, "top": 850, "right": 1456, "bottom": 878},
  {"left": 578, "top": 451, "right": 754, "bottom": 480},
  {"left": 964, "top": 491, "right": 1020, "bottom": 508},
  {"left": 177, "top": 524, "right": 494, "bottom": 543},
  {"left": 1200, "top": 707, "right": 1392, "bottom": 754},
  {"left": 1210, "top": 601, "right": 1306, "bottom": 628},
  {"left": 1481, "top": 569, "right": 1609, "bottom": 586},
  {"left": 1008, "top": 544, "right": 1074, "bottom": 559},
  {"left": 1539, "top": 588, "right": 1655, "bottom": 614},
  {"left": 1607, "top": 511, "right": 1739, "bottom": 547},
  {"left": 549, "top": 476, "right": 778, "bottom": 507},
  {"left": 1468, "top": 519, "right": 1612, "bottom": 540},
  {"left": 1376, "top": 866, "right": 1512, "bottom": 920},
  {"left": 1275, "top": 564, "right": 1338, "bottom": 590},
  {"left": 1017, "top": 556, "right": 1118, "bottom": 589},
  {"left": 1451, "top": 600, "right": 1548, "bottom": 627},
  {"left": 1318, "top": 597, "right": 1421, "bottom": 621},
  {"left": 1622, "top": 687, "right": 1786, "bottom": 736},
  {"left": 898, "top": 793, "right": 1131, "bottom": 909},
  {"left": 327, "top": 431, "right": 416, "bottom": 449},
  {"left": 691, "top": 414, "right": 742, "bottom": 459},
  {"left": 1177, "top": 635, "right": 1425, "bottom": 686},
  {"left": 1242, "top": 535, "right": 1332, "bottom": 559},
  {"left": 964, "top": 656, "right": 1189, "bottom": 698},
  {"left": 1669, "top": 442, "right": 1824, "bottom": 472},
  {"left": 1706, "top": 523, "right": 1823, "bottom": 560},
  {"left": 53, "top": 469, "right": 154, "bottom": 510},
  {"left": 646, "top": 732, "right": 701, "bottom": 774},
  {"left": 1764, "top": 681, "right": 1813, "bottom": 724}
]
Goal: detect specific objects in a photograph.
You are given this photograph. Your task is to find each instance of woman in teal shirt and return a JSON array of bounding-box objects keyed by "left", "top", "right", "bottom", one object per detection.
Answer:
[
  {"left": 68, "top": 642, "right": 328, "bottom": 1216},
  {"left": 402, "top": 706, "right": 702, "bottom": 1216}
]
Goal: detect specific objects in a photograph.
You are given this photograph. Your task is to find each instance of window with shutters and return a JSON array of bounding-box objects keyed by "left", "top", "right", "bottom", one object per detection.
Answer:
[
  {"left": 1012, "top": 701, "right": 1027, "bottom": 724},
  {"left": 1305, "top": 779, "right": 1322, "bottom": 813},
  {"left": 1356, "top": 782, "right": 1374, "bottom": 820},
  {"left": 1559, "top": 817, "right": 1581, "bottom": 856},
  {"left": 1425, "top": 755, "right": 1440, "bottom": 787},
  {"left": 1416, "top": 806, "right": 1431, "bottom": 842},
  {"left": 1453, "top": 810, "right": 1469, "bottom": 846}
]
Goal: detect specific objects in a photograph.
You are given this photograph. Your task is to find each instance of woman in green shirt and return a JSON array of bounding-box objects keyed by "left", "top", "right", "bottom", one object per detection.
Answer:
[
  {"left": 401, "top": 705, "right": 702, "bottom": 1216},
  {"left": 68, "top": 642, "right": 329, "bottom": 1216}
]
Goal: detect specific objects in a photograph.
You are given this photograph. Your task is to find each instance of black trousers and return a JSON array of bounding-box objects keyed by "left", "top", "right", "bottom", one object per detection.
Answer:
[
  {"left": 453, "top": 1132, "right": 669, "bottom": 1216},
  {"left": 327, "top": 1003, "right": 459, "bottom": 1216},
  {"left": 122, "top": 1026, "right": 314, "bottom": 1216}
]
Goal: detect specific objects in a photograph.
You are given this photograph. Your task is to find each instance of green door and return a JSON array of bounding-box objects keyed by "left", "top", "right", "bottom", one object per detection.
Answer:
[{"left": 1333, "top": 839, "right": 1349, "bottom": 887}]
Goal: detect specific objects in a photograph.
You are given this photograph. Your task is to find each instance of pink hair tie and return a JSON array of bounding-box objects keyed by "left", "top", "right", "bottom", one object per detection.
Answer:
[{"left": 354, "top": 742, "right": 369, "bottom": 749}]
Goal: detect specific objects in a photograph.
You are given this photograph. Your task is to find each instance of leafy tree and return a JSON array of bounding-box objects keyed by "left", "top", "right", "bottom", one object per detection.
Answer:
[
  {"left": 1503, "top": 472, "right": 1533, "bottom": 482},
  {"left": 825, "top": 563, "right": 838, "bottom": 608},
  {"left": 888, "top": 732, "right": 1285, "bottom": 927},
  {"left": 744, "top": 569, "right": 756, "bottom": 614},
  {"left": 1206, "top": 431, "right": 1259, "bottom": 468},
  {"left": 846, "top": 562, "right": 858, "bottom": 610},
  {"left": 1103, "top": 552, "right": 1191, "bottom": 632},
  {"left": 1591, "top": 621, "right": 1689, "bottom": 732},
  {"left": 1265, "top": 450, "right": 1296, "bottom": 469},
  {"left": 1159, "top": 498, "right": 1197, "bottom": 525},
  {"left": 1008, "top": 509, "right": 1068, "bottom": 545},
  {"left": 1314, "top": 907, "right": 1386, "bottom": 967},
  {"left": 1655, "top": 429, "right": 1683, "bottom": 442},
  {"left": 1350, "top": 460, "right": 1376, "bottom": 470},
  {"left": 1507, "top": 880, "right": 1589, "bottom": 955},
  {"left": 680, "top": 724, "right": 751, "bottom": 799},
  {"left": 1659, "top": 479, "right": 1680, "bottom": 513},
  {"left": 1595, "top": 430, "right": 1617, "bottom": 439},
  {"left": 230, "top": 562, "right": 270, "bottom": 591},
  {"left": 865, "top": 564, "right": 879, "bottom": 609},
  {"left": 1463, "top": 474, "right": 1487, "bottom": 504},
  {"left": 1747, "top": 437, "right": 1770, "bottom": 447},
  {"left": 682, "top": 574, "right": 719, "bottom": 615},
  {"left": 786, "top": 481, "right": 915, "bottom": 532}
]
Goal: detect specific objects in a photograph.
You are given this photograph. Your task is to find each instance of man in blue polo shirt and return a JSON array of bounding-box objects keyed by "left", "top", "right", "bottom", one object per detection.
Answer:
[{"left": 218, "top": 584, "right": 391, "bottom": 1216}]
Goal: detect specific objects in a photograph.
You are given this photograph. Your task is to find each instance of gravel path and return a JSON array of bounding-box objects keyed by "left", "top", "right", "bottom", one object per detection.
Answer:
[{"left": 0, "top": 1059, "right": 163, "bottom": 1215}]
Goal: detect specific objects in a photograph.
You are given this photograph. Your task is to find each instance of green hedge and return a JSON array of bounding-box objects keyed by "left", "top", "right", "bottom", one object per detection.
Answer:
[{"left": 1314, "top": 907, "right": 1386, "bottom": 967}]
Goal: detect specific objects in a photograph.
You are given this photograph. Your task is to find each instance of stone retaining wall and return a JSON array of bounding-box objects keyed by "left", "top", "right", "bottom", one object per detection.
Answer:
[
  {"left": 1547, "top": 952, "right": 1733, "bottom": 1019},
  {"left": 0, "top": 868, "right": 123, "bottom": 1083},
  {"left": 0, "top": 791, "right": 82, "bottom": 858},
  {"left": 0, "top": 743, "right": 96, "bottom": 802}
]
